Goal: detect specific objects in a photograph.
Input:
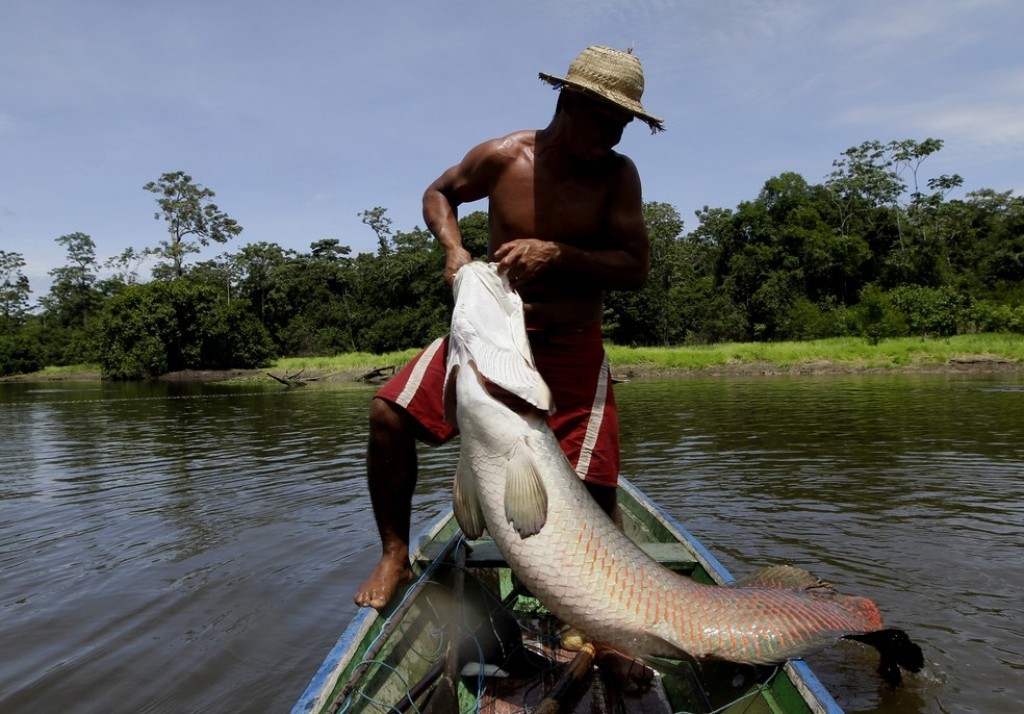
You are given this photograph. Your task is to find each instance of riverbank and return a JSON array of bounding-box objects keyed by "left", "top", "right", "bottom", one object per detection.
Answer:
[{"left": 4, "top": 334, "right": 1022, "bottom": 384}]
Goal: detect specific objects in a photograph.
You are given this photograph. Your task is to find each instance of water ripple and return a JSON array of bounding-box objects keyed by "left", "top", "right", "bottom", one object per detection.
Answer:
[{"left": 2, "top": 375, "right": 1023, "bottom": 713}]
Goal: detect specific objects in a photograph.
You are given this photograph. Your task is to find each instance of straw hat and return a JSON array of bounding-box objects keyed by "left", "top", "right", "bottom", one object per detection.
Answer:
[{"left": 539, "top": 45, "right": 664, "bottom": 132}]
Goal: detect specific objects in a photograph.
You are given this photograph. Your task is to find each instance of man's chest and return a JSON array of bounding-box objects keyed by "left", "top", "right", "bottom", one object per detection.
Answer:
[{"left": 490, "top": 164, "right": 613, "bottom": 242}]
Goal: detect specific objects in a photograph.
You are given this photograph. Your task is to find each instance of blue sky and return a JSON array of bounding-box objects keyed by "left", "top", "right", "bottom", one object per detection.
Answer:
[{"left": 2, "top": 0, "right": 1022, "bottom": 298}]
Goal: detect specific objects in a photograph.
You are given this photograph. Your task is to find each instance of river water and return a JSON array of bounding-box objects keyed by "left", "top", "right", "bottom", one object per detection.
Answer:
[{"left": 1, "top": 373, "right": 1021, "bottom": 713}]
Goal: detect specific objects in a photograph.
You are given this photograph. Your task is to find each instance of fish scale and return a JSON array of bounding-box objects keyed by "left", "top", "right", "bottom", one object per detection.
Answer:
[{"left": 449, "top": 262, "right": 888, "bottom": 666}]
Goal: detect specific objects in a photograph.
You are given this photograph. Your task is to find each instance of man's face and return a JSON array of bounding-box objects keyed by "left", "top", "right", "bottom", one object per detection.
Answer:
[{"left": 566, "top": 92, "right": 634, "bottom": 159}]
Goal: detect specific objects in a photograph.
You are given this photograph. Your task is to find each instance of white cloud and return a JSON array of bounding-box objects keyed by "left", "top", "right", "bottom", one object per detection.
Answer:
[
  {"left": 837, "top": 60, "right": 1024, "bottom": 154},
  {"left": 923, "top": 105, "right": 1024, "bottom": 149},
  {"left": 306, "top": 192, "right": 335, "bottom": 207}
]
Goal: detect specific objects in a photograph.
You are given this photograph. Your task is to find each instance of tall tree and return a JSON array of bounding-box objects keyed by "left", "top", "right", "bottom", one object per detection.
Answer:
[
  {"left": 143, "top": 171, "right": 242, "bottom": 278},
  {"left": 264, "top": 239, "right": 356, "bottom": 354},
  {"left": 103, "top": 247, "right": 151, "bottom": 287},
  {"left": 360, "top": 206, "right": 393, "bottom": 255},
  {"left": 189, "top": 255, "right": 239, "bottom": 304},
  {"left": 825, "top": 138, "right": 955, "bottom": 287},
  {"left": 966, "top": 189, "right": 1024, "bottom": 298},
  {"left": 232, "top": 241, "right": 293, "bottom": 323},
  {"left": 0, "top": 250, "right": 31, "bottom": 332},
  {"left": 43, "top": 232, "right": 99, "bottom": 328}
]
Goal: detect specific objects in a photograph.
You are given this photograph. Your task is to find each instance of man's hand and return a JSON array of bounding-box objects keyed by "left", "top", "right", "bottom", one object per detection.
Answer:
[
  {"left": 494, "top": 239, "right": 561, "bottom": 287},
  {"left": 444, "top": 248, "right": 474, "bottom": 286}
]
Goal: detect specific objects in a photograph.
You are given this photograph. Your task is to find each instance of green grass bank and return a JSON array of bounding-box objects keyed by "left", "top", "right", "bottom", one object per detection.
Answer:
[
  {"left": 9, "top": 334, "right": 1021, "bottom": 383},
  {"left": 602, "top": 333, "right": 1024, "bottom": 376}
]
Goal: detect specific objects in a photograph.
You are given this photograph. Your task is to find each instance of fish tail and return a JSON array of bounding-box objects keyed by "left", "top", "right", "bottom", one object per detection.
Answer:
[
  {"left": 696, "top": 587, "right": 888, "bottom": 664},
  {"left": 735, "top": 566, "right": 887, "bottom": 635},
  {"left": 776, "top": 592, "right": 884, "bottom": 656},
  {"left": 843, "top": 629, "right": 924, "bottom": 686},
  {"left": 839, "top": 593, "right": 885, "bottom": 632}
]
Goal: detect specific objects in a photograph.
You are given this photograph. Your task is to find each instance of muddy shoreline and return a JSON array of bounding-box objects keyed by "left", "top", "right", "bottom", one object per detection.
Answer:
[{"left": 4, "top": 356, "right": 1021, "bottom": 385}]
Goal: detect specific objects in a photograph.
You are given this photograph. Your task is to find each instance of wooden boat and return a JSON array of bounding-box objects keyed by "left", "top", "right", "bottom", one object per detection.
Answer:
[{"left": 293, "top": 477, "right": 843, "bottom": 714}]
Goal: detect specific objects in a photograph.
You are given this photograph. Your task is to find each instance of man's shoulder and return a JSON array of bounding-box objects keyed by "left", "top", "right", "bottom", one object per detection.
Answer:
[
  {"left": 481, "top": 130, "right": 538, "bottom": 156},
  {"left": 606, "top": 148, "right": 637, "bottom": 170},
  {"left": 605, "top": 150, "right": 641, "bottom": 184},
  {"left": 495, "top": 129, "right": 538, "bottom": 143},
  {"left": 462, "top": 130, "right": 537, "bottom": 176}
]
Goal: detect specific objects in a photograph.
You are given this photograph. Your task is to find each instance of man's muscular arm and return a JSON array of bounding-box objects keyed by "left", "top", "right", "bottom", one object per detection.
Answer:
[
  {"left": 494, "top": 156, "right": 649, "bottom": 291},
  {"left": 423, "top": 139, "right": 505, "bottom": 285}
]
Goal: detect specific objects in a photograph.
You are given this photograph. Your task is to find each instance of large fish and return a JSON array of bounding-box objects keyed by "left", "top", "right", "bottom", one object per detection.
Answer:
[{"left": 444, "top": 262, "right": 922, "bottom": 683}]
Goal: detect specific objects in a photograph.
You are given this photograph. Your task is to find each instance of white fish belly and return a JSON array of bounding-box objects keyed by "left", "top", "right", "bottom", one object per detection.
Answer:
[{"left": 460, "top": 404, "right": 690, "bottom": 658}]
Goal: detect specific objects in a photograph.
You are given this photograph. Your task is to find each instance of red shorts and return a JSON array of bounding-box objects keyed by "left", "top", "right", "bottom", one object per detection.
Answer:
[{"left": 375, "top": 323, "right": 620, "bottom": 487}]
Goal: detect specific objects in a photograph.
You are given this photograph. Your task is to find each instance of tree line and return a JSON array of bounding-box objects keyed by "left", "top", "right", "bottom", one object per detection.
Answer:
[{"left": 1, "top": 139, "right": 1022, "bottom": 378}]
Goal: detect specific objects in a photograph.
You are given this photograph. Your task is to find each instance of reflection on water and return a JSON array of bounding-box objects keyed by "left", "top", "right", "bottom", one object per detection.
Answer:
[
  {"left": 1, "top": 374, "right": 1022, "bottom": 713},
  {"left": 618, "top": 376, "right": 1024, "bottom": 713}
]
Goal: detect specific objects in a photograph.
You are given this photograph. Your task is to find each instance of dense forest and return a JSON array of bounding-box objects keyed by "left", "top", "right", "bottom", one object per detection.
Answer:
[{"left": 2, "top": 139, "right": 1022, "bottom": 379}]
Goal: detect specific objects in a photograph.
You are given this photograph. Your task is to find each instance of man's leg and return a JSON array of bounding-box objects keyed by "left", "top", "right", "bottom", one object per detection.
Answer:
[
  {"left": 585, "top": 481, "right": 623, "bottom": 528},
  {"left": 353, "top": 397, "right": 420, "bottom": 609},
  {"left": 531, "top": 327, "right": 621, "bottom": 525}
]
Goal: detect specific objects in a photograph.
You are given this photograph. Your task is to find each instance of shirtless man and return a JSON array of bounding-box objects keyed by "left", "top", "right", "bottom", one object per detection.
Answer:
[{"left": 354, "top": 46, "right": 663, "bottom": 609}]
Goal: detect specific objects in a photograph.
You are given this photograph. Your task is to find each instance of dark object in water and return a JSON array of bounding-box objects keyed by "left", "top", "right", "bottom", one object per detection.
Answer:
[{"left": 843, "top": 628, "right": 924, "bottom": 686}]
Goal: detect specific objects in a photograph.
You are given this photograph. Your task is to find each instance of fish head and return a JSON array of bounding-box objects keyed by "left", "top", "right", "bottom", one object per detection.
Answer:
[
  {"left": 447, "top": 262, "right": 553, "bottom": 412},
  {"left": 452, "top": 261, "right": 509, "bottom": 300}
]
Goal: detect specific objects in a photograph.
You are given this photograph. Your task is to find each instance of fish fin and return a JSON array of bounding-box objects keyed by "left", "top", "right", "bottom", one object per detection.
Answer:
[
  {"left": 453, "top": 456, "right": 485, "bottom": 540},
  {"left": 844, "top": 629, "right": 924, "bottom": 687},
  {"left": 469, "top": 341, "right": 552, "bottom": 412},
  {"left": 503, "top": 438, "right": 548, "bottom": 538},
  {"left": 729, "top": 565, "right": 834, "bottom": 592}
]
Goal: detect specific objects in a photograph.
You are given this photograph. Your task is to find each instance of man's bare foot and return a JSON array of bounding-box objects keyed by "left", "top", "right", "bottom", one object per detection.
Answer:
[{"left": 353, "top": 554, "right": 414, "bottom": 609}]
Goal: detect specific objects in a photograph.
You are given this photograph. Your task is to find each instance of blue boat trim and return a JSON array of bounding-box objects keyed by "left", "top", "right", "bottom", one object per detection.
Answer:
[{"left": 291, "top": 607, "right": 378, "bottom": 714}]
